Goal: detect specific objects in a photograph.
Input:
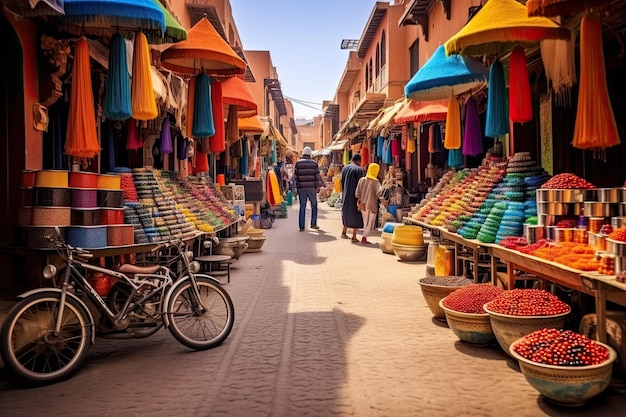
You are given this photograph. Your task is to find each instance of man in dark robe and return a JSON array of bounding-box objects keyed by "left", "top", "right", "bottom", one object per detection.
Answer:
[{"left": 340, "top": 153, "right": 364, "bottom": 241}]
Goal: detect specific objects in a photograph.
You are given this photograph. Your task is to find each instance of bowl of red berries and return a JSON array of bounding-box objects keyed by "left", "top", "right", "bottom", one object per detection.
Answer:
[
  {"left": 510, "top": 328, "right": 617, "bottom": 406},
  {"left": 483, "top": 289, "right": 571, "bottom": 356},
  {"left": 439, "top": 284, "right": 504, "bottom": 345}
]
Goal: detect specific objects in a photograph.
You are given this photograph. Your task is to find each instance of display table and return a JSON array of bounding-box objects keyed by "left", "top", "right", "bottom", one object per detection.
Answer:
[{"left": 580, "top": 273, "right": 626, "bottom": 343}]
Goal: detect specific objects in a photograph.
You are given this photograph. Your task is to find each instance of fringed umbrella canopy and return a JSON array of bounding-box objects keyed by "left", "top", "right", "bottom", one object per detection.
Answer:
[
  {"left": 238, "top": 115, "right": 264, "bottom": 133},
  {"left": 221, "top": 76, "right": 258, "bottom": 118},
  {"left": 148, "top": 0, "right": 187, "bottom": 44},
  {"left": 393, "top": 99, "right": 448, "bottom": 124},
  {"left": 527, "top": 0, "right": 611, "bottom": 18},
  {"left": 405, "top": 45, "right": 489, "bottom": 101},
  {"left": 59, "top": 0, "right": 165, "bottom": 38},
  {"left": 161, "top": 16, "right": 246, "bottom": 76},
  {"left": 444, "top": 0, "right": 570, "bottom": 57},
  {"left": 65, "top": 37, "right": 100, "bottom": 159}
]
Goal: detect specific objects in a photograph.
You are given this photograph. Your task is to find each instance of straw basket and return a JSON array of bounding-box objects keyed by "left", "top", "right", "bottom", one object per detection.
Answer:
[
  {"left": 35, "top": 170, "right": 68, "bottom": 188},
  {"left": 418, "top": 278, "right": 469, "bottom": 320},
  {"left": 31, "top": 207, "right": 71, "bottom": 226},
  {"left": 68, "top": 171, "right": 98, "bottom": 188}
]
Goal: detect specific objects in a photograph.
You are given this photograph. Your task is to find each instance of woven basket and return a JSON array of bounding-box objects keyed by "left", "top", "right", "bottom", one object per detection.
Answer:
[
  {"left": 35, "top": 170, "right": 68, "bottom": 188},
  {"left": 33, "top": 187, "right": 71, "bottom": 207},
  {"left": 71, "top": 208, "right": 101, "bottom": 226},
  {"left": 67, "top": 225, "right": 107, "bottom": 248},
  {"left": 31, "top": 206, "right": 71, "bottom": 226},
  {"left": 17, "top": 206, "right": 32, "bottom": 226},
  {"left": 97, "top": 174, "right": 121, "bottom": 190},
  {"left": 69, "top": 171, "right": 98, "bottom": 188},
  {"left": 21, "top": 170, "right": 37, "bottom": 188},
  {"left": 15, "top": 226, "right": 66, "bottom": 248},
  {"left": 100, "top": 208, "right": 125, "bottom": 225},
  {"left": 71, "top": 188, "right": 98, "bottom": 209},
  {"left": 97, "top": 190, "right": 124, "bottom": 208},
  {"left": 107, "top": 224, "right": 134, "bottom": 246}
]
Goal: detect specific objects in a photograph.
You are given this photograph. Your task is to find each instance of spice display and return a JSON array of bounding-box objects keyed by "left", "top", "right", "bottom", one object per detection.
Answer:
[
  {"left": 419, "top": 276, "right": 474, "bottom": 287},
  {"left": 512, "top": 328, "right": 610, "bottom": 366},
  {"left": 607, "top": 227, "right": 626, "bottom": 242},
  {"left": 442, "top": 284, "right": 504, "bottom": 314},
  {"left": 540, "top": 173, "right": 596, "bottom": 189},
  {"left": 485, "top": 289, "right": 570, "bottom": 316}
]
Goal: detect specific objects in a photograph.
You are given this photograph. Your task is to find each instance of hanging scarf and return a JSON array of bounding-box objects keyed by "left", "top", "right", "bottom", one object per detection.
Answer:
[
  {"left": 509, "top": 46, "right": 532, "bottom": 123},
  {"left": 104, "top": 33, "right": 132, "bottom": 121},
  {"left": 463, "top": 97, "right": 483, "bottom": 156},
  {"left": 160, "top": 117, "right": 173, "bottom": 154},
  {"left": 193, "top": 72, "right": 215, "bottom": 138},
  {"left": 485, "top": 60, "right": 509, "bottom": 138},
  {"left": 209, "top": 80, "right": 226, "bottom": 152},
  {"left": 125, "top": 119, "right": 142, "bottom": 150},
  {"left": 444, "top": 97, "right": 461, "bottom": 149},
  {"left": 131, "top": 32, "right": 157, "bottom": 121},
  {"left": 240, "top": 137, "right": 249, "bottom": 176}
]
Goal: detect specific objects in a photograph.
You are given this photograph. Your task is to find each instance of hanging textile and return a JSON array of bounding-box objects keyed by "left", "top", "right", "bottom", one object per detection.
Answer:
[
  {"left": 383, "top": 139, "right": 393, "bottom": 164},
  {"left": 448, "top": 148, "right": 463, "bottom": 169},
  {"left": 196, "top": 151, "right": 209, "bottom": 172},
  {"left": 377, "top": 134, "right": 384, "bottom": 157},
  {"left": 186, "top": 75, "right": 196, "bottom": 138},
  {"left": 509, "top": 46, "right": 532, "bottom": 123},
  {"left": 160, "top": 117, "right": 173, "bottom": 154},
  {"left": 391, "top": 136, "right": 400, "bottom": 157},
  {"left": 572, "top": 13, "right": 621, "bottom": 151},
  {"left": 240, "top": 137, "right": 249, "bottom": 176},
  {"left": 463, "top": 97, "right": 483, "bottom": 156},
  {"left": 107, "top": 122, "right": 116, "bottom": 171},
  {"left": 271, "top": 139, "right": 277, "bottom": 164},
  {"left": 485, "top": 60, "right": 509, "bottom": 138},
  {"left": 131, "top": 31, "right": 157, "bottom": 121},
  {"left": 177, "top": 135, "right": 187, "bottom": 160},
  {"left": 104, "top": 32, "right": 132, "bottom": 121},
  {"left": 231, "top": 139, "right": 242, "bottom": 158},
  {"left": 209, "top": 79, "right": 225, "bottom": 152},
  {"left": 540, "top": 32, "right": 576, "bottom": 107},
  {"left": 225, "top": 104, "right": 238, "bottom": 143},
  {"left": 193, "top": 72, "right": 215, "bottom": 138},
  {"left": 125, "top": 119, "right": 142, "bottom": 150},
  {"left": 444, "top": 97, "right": 461, "bottom": 149},
  {"left": 361, "top": 144, "right": 370, "bottom": 165},
  {"left": 65, "top": 37, "right": 100, "bottom": 159},
  {"left": 199, "top": 137, "right": 210, "bottom": 154},
  {"left": 407, "top": 137, "right": 416, "bottom": 153}
]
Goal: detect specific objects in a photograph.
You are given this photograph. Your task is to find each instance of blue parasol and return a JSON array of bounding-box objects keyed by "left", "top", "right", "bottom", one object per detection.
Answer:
[{"left": 404, "top": 45, "right": 489, "bottom": 101}]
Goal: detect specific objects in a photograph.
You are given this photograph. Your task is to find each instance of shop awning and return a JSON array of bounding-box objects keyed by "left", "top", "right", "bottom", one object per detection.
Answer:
[
  {"left": 3, "top": 0, "right": 64, "bottom": 16},
  {"left": 374, "top": 99, "right": 407, "bottom": 131},
  {"left": 329, "top": 139, "right": 349, "bottom": 151},
  {"left": 337, "top": 92, "right": 388, "bottom": 138},
  {"left": 393, "top": 99, "right": 448, "bottom": 124},
  {"left": 312, "top": 148, "right": 331, "bottom": 157}
]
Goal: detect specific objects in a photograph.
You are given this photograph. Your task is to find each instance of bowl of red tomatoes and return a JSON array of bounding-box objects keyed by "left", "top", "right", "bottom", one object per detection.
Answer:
[
  {"left": 483, "top": 289, "right": 571, "bottom": 356},
  {"left": 509, "top": 328, "right": 617, "bottom": 406}
]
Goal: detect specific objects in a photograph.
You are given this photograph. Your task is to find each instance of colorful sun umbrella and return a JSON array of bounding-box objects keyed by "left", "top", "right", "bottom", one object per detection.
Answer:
[
  {"left": 444, "top": 0, "right": 570, "bottom": 57},
  {"left": 405, "top": 45, "right": 489, "bottom": 101},
  {"left": 148, "top": 0, "right": 187, "bottom": 44},
  {"left": 64, "top": 38, "right": 100, "bottom": 159},
  {"left": 238, "top": 115, "right": 264, "bottom": 133},
  {"left": 221, "top": 76, "right": 258, "bottom": 118},
  {"left": 160, "top": 16, "right": 246, "bottom": 77},
  {"left": 393, "top": 99, "right": 448, "bottom": 125}
]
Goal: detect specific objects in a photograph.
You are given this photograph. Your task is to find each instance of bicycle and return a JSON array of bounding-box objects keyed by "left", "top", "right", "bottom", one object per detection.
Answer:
[{"left": 0, "top": 228, "right": 235, "bottom": 385}]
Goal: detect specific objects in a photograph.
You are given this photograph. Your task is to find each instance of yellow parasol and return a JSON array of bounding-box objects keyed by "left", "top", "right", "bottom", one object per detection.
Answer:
[
  {"left": 444, "top": 0, "right": 570, "bottom": 57},
  {"left": 238, "top": 115, "right": 264, "bottom": 133},
  {"left": 65, "top": 38, "right": 100, "bottom": 159}
]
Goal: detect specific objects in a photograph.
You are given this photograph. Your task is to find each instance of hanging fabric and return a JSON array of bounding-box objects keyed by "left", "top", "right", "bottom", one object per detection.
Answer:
[
  {"left": 196, "top": 151, "right": 209, "bottom": 172},
  {"left": 177, "top": 135, "right": 187, "bottom": 160},
  {"left": 509, "top": 46, "right": 532, "bottom": 123},
  {"left": 65, "top": 37, "right": 100, "bottom": 159},
  {"left": 225, "top": 104, "right": 238, "bottom": 143},
  {"left": 444, "top": 97, "right": 461, "bottom": 149},
  {"left": 231, "top": 139, "right": 242, "bottom": 158},
  {"left": 448, "top": 148, "right": 463, "bottom": 169},
  {"left": 572, "top": 13, "right": 621, "bottom": 151},
  {"left": 377, "top": 134, "right": 384, "bottom": 158},
  {"left": 125, "top": 119, "right": 142, "bottom": 150},
  {"left": 407, "top": 137, "right": 416, "bottom": 153},
  {"left": 271, "top": 139, "right": 277, "bottom": 164},
  {"left": 383, "top": 139, "right": 393, "bottom": 164},
  {"left": 160, "top": 117, "right": 173, "bottom": 154},
  {"left": 193, "top": 72, "right": 215, "bottom": 138},
  {"left": 200, "top": 137, "right": 210, "bottom": 154},
  {"left": 433, "top": 123, "right": 444, "bottom": 152},
  {"left": 186, "top": 75, "right": 196, "bottom": 138},
  {"left": 485, "top": 60, "right": 509, "bottom": 138},
  {"left": 391, "top": 136, "right": 400, "bottom": 157},
  {"left": 209, "top": 79, "right": 225, "bottom": 152},
  {"left": 107, "top": 122, "right": 116, "bottom": 171},
  {"left": 540, "top": 32, "right": 577, "bottom": 107},
  {"left": 240, "top": 136, "right": 249, "bottom": 176},
  {"left": 463, "top": 97, "right": 483, "bottom": 156},
  {"left": 131, "top": 31, "right": 157, "bottom": 121},
  {"left": 104, "top": 32, "right": 132, "bottom": 121},
  {"left": 361, "top": 144, "right": 370, "bottom": 165}
]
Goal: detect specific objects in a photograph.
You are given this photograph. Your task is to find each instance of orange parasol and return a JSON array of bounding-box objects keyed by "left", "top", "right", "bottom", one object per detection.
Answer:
[
  {"left": 221, "top": 76, "right": 258, "bottom": 118},
  {"left": 444, "top": 0, "right": 570, "bottom": 57},
  {"left": 160, "top": 16, "right": 246, "bottom": 77},
  {"left": 238, "top": 115, "right": 264, "bottom": 133},
  {"left": 65, "top": 38, "right": 100, "bottom": 159},
  {"left": 393, "top": 99, "right": 448, "bottom": 125}
]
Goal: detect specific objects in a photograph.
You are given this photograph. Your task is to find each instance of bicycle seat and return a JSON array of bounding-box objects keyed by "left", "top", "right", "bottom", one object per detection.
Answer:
[{"left": 117, "top": 264, "right": 162, "bottom": 275}]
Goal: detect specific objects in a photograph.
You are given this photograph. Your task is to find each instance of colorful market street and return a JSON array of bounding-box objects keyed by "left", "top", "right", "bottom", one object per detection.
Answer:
[{"left": 1, "top": 202, "right": 625, "bottom": 417}]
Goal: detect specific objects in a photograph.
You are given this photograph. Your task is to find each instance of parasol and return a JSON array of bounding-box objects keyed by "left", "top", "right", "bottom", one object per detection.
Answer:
[
  {"left": 221, "top": 76, "right": 258, "bottom": 118},
  {"left": 404, "top": 45, "right": 489, "bottom": 101},
  {"left": 59, "top": 0, "right": 165, "bottom": 38},
  {"left": 444, "top": 0, "right": 570, "bottom": 57},
  {"left": 393, "top": 99, "right": 448, "bottom": 124},
  {"left": 238, "top": 115, "right": 264, "bottom": 133},
  {"left": 149, "top": 0, "right": 187, "bottom": 44},
  {"left": 160, "top": 15, "right": 246, "bottom": 77}
]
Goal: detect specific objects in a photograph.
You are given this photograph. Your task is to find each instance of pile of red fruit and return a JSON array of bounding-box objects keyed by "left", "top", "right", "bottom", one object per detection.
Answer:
[
  {"left": 485, "top": 289, "right": 570, "bottom": 316},
  {"left": 540, "top": 173, "right": 595, "bottom": 189},
  {"left": 513, "top": 328, "right": 610, "bottom": 366},
  {"left": 442, "top": 284, "right": 504, "bottom": 314},
  {"left": 607, "top": 227, "right": 626, "bottom": 242}
]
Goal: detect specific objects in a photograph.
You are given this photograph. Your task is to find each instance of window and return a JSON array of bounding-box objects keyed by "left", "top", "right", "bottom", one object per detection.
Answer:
[
  {"left": 365, "top": 66, "right": 369, "bottom": 90},
  {"left": 381, "top": 30, "right": 386, "bottom": 68},
  {"left": 376, "top": 44, "right": 380, "bottom": 76},
  {"left": 369, "top": 59, "right": 373, "bottom": 89},
  {"left": 409, "top": 39, "right": 419, "bottom": 78}
]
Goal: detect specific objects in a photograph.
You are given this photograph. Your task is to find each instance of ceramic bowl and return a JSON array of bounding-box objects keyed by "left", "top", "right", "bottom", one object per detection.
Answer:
[
  {"left": 440, "top": 299, "right": 496, "bottom": 345},
  {"left": 392, "top": 243, "right": 427, "bottom": 262},
  {"left": 418, "top": 278, "right": 469, "bottom": 320}
]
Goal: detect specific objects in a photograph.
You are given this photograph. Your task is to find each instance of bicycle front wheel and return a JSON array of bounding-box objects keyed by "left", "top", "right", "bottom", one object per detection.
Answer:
[
  {"left": 0, "top": 292, "right": 92, "bottom": 384},
  {"left": 166, "top": 276, "right": 234, "bottom": 350}
]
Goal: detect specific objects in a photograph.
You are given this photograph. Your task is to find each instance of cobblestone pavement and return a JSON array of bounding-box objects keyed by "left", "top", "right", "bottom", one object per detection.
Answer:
[{"left": 1, "top": 202, "right": 625, "bottom": 417}]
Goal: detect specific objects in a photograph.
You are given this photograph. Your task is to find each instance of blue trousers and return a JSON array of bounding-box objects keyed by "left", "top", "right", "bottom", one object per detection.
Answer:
[{"left": 298, "top": 188, "right": 318, "bottom": 230}]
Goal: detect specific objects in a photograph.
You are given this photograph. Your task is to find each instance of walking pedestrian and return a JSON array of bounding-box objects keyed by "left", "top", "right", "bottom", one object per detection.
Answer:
[
  {"left": 340, "top": 153, "right": 364, "bottom": 242},
  {"left": 293, "top": 146, "right": 324, "bottom": 231},
  {"left": 355, "top": 163, "right": 382, "bottom": 244}
]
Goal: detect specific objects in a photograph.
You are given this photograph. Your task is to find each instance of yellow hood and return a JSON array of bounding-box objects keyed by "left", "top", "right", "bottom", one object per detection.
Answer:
[{"left": 366, "top": 163, "right": 380, "bottom": 180}]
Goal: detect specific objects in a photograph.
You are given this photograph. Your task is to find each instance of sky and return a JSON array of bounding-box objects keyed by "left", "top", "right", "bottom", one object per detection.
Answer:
[{"left": 231, "top": 0, "right": 377, "bottom": 120}]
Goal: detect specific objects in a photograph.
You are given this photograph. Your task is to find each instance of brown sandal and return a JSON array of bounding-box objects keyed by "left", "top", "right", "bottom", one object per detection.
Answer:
[{"left": 341, "top": 233, "right": 349, "bottom": 239}]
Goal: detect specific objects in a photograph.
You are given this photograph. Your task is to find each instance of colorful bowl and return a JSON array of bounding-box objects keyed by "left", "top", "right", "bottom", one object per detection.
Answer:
[{"left": 440, "top": 299, "right": 496, "bottom": 345}]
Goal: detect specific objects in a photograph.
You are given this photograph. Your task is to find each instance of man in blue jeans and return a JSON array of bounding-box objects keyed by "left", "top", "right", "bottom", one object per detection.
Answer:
[{"left": 293, "top": 147, "right": 324, "bottom": 231}]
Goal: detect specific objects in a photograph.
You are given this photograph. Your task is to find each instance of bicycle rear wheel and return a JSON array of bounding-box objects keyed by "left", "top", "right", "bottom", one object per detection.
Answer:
[
  {"left": 0, "top": 292, "right": 92, "bottom": 384},
  {"left": 166, "top": 276, "right": 234, "bottom": 350}
]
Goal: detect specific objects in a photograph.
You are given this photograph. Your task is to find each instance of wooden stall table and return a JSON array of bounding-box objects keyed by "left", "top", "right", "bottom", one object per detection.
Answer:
[
  {"left": 440, "top": 229, "right": 494, "bottom": 283},
  {"left": 581, "top": 273, "right": 626, "bottom": 343}
]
